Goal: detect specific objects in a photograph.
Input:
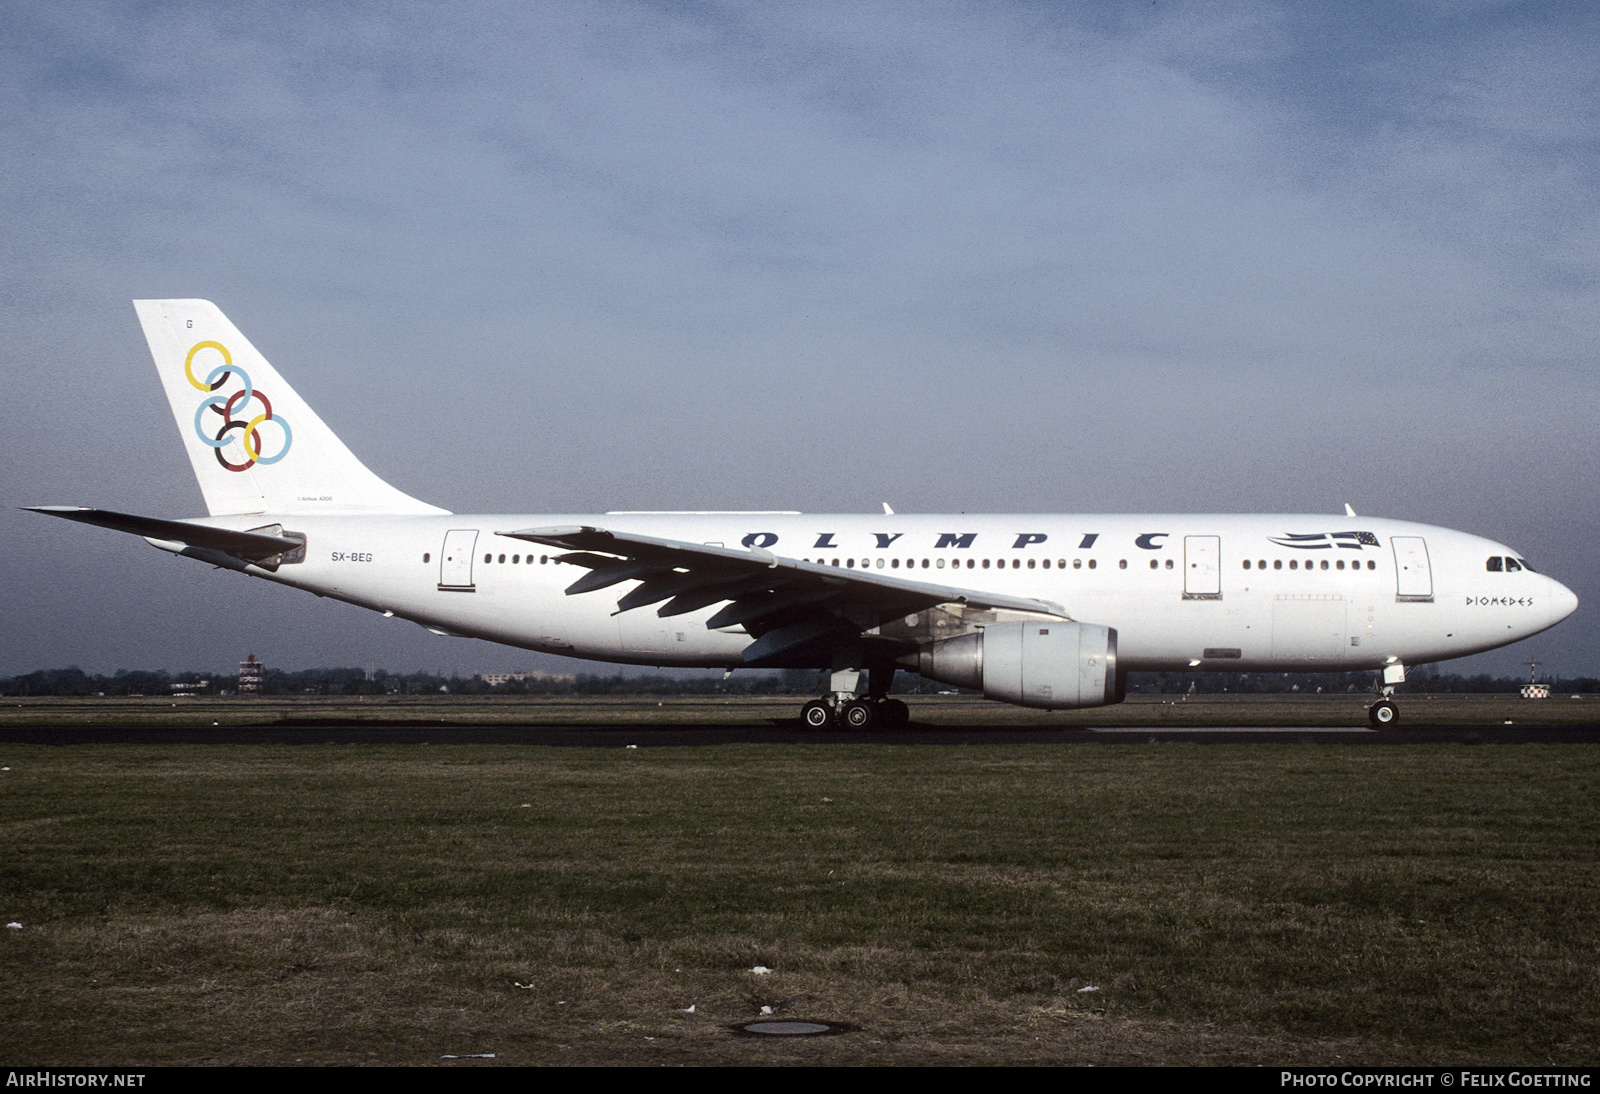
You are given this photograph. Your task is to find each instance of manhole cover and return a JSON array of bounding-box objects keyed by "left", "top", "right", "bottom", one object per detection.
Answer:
[{"left": 736, "top": 1020, "right": 851, "bottom": 1037}]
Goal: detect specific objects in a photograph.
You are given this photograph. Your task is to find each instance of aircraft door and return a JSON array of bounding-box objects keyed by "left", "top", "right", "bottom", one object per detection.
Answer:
[
  {"left": 1183, "top": 535, "right": 1222, "bottom": 600},
  {"left": 1391, "top": 536, "right": 1433, "bottom": 602},
  {"left": 438, "top": 529, "right": 478, "bottom": 590}
]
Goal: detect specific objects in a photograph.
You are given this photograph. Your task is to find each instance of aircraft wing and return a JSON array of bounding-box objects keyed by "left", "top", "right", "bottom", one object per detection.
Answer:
[
  {"left": 25, "top": 506, "right": 303, "bottom": 560},
  {"left": 498, "top": 524, "right": 1068, "bottom": 664}
]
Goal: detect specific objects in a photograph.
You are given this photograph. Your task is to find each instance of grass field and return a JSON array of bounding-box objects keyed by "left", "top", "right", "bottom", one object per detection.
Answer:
[{"left": 1, "top": 735, "right": 1596, "bottom": 1065}]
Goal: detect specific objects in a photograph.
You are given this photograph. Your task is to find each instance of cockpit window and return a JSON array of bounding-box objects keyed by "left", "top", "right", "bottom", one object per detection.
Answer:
[
  {"left": 1518, "top": 558, "right": 1538, "bottom": 573},
  {"left": 1504, "top": 557, "right": 1522, "bottom": 572},
  {"left": 1486, "top": 557, "right": 1503, "bottom": 572}
]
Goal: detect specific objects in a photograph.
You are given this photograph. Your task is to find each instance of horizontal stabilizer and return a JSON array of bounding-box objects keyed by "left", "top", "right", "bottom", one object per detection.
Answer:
[{"left": 25, "top": 507, "right": 301, "bottom": 558}]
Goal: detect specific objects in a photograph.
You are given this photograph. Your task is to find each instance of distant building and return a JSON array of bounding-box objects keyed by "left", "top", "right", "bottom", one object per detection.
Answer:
[
  {"left": 239, "top": 654, "right": 264, "bottom": 694},
  {"left": 475, "top": 669, "right": 575, "bottom": 687}
]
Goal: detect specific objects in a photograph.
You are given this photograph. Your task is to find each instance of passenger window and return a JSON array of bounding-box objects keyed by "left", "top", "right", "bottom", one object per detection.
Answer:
[
  {"left": 423, "top": 553, "right": 430, "bottom": 563},
  {"left": 982, "top": 559, "right": 991, "bottom": 569},
  {"left": 936, "top": 559, "right": 944, "bottom": 569},
  {"left": 1073, "top": 559, "right": 1082, "bottom": 570},
  {"left": 1335, "top": 559, "right": 1343, "bottom": 570},
  {"left": 1242, "top": 560, "right": 1251, "bottom": 570},
  {"left": 1118, "top": 559, "right": 1127, "bottom": 570},
  {"left": 484, "top": 553, "right": 492, "bottom": 563},
  {"left": 1166, "top": 559, "right": 1174, "bottom": 569},
  {"left": 1273, "top": 560, "right": 1282, "bottom": 570},
  {"left": 1320, "top": 560, "right": 1328, "bottom": 570},
  {"left": 1153, "top": 560, "right": 1161, "bottom": 570},
  {"left": 1289, "top": 560, "right": 1297, "bottom": 570},
  {"left": 1367, "top": 560, "right": 1375, "bottom": 570},
  {"left": 1088, "top": 559, "right": 1097, "bottom": 570},
  {"left": 1028, "top": 559, "right": 1036, "bottom": 569}
]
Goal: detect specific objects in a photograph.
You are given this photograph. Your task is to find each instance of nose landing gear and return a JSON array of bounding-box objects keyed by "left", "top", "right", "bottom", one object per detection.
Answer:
[
  {"left": 1367, "top": 700, "right": 1398, "bottom": 727},
  {"left": 1366, "top": 662, "right": 1406, "bottom": 728}
]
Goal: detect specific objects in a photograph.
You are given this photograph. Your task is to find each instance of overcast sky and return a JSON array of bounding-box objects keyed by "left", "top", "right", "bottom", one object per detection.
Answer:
[{"left": 3, "top": 1, "right": 1596, "bottom": 680}]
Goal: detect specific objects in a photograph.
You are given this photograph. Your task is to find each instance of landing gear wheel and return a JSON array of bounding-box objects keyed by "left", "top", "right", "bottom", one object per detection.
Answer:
[
  {"left": 842, "top": 699, "right": 875, "bottom": 730},
  {"left": 878, "top": 699, "right": 910, "bottom": 730},
  {"left": 1368, "top": 700, "right": 1399, "bottom": 728},
  {"left": 801, "top": 700, "right": 835, "bottom": 729}
]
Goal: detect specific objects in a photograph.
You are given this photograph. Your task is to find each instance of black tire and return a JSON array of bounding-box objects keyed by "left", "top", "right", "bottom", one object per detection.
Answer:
[
  {"left": 878, "top": 699, "right": 910, "bottom": 729},
  {"left": 842, "top": 699, "right": 875, "bottom": 730},
  {"left": 1368, "top": 700, "right": 1399, "bottom": 728},
  {"left": 801, "top": 700, "right": 834, "bottom": 729}
]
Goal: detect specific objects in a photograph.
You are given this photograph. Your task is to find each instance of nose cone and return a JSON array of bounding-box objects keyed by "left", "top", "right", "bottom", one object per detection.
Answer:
[{"left": 1548, "top": 578, "right": 1579, "bottom": 627}]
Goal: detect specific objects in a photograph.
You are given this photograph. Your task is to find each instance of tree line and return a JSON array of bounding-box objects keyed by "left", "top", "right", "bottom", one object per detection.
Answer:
[{"left": 1, "top": 665, "right": 1589, "bottom": 697}]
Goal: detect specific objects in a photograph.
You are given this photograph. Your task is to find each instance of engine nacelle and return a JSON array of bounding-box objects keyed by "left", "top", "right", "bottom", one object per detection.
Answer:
[{"left": 917, "top": 621, "right": 1122, "bottom": 709}]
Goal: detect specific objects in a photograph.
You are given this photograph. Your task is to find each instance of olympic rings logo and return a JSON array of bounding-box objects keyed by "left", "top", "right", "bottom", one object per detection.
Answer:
[{"left": 185, "top": 341, "right": 293, "bottom": 472}]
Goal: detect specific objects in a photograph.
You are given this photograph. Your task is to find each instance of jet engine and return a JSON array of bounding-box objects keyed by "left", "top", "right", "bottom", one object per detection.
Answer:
[{"left": 915, "top": 621, "right": 1123, "bottom": 709}]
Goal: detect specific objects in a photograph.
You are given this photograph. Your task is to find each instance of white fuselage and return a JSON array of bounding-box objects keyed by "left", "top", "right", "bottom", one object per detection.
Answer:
[{"left": 183, "top": 511, "right": 1576, "bottom": 673}]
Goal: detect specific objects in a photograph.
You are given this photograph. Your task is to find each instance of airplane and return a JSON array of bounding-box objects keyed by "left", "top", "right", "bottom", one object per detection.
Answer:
[{"left": 27, "top": 300, "right": 1579, "bottom": 729}]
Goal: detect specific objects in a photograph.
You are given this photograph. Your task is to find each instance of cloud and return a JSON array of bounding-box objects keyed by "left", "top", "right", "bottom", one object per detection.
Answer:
[{"left": 2, "top": 1, "right": 1596, "bottom": 676}]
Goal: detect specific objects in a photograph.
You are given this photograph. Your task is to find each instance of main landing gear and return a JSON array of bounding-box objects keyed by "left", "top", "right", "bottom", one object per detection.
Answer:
[
  {"left": 1366, "top": 662, "right": 1406, "bottom": 728},
  {"left": 800, "top": 697, "right": 909, "bottom": 730},
  {"left": 799, "top": 667, "right": 911, "bottom": 730}
]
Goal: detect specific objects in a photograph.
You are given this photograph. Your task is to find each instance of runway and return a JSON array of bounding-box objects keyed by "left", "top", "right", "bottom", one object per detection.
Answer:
[{"left": 3, "top": 721, "right": 1597, "bottom": 745}]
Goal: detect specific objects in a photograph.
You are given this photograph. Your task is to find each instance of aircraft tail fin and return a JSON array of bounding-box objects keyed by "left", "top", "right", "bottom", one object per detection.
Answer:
[{"left": 133, "top": 299, "right": 447, "bottom": 517}]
